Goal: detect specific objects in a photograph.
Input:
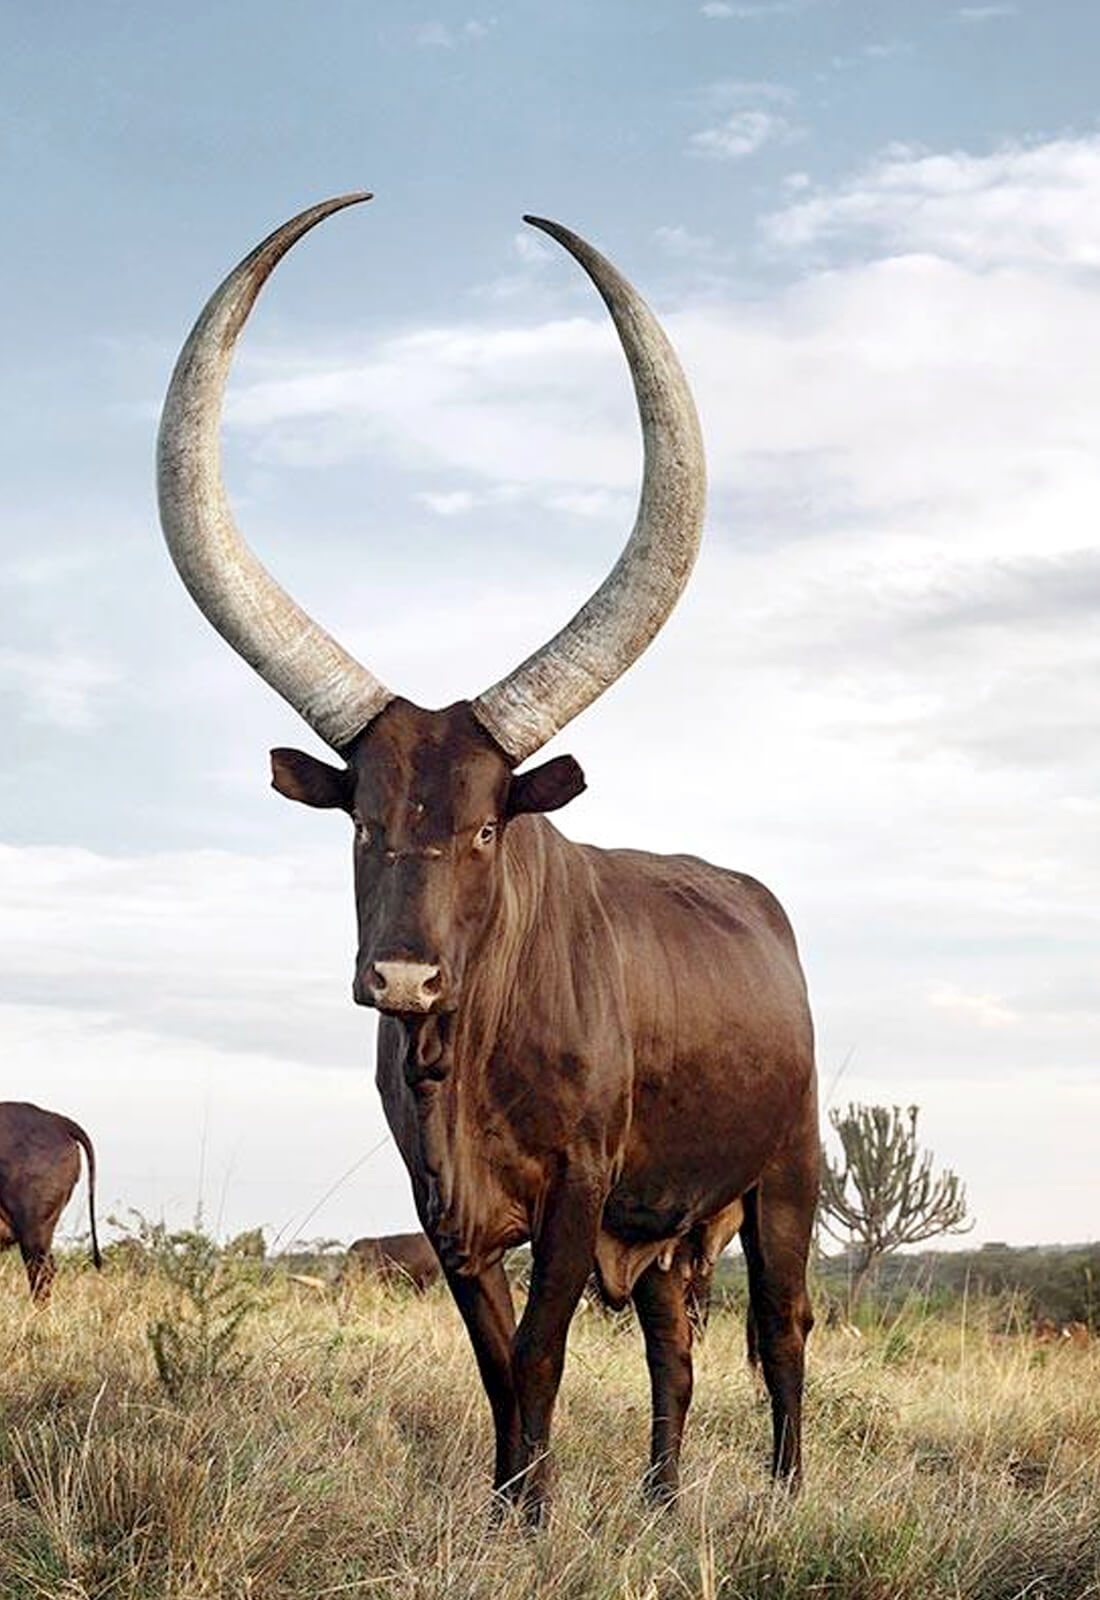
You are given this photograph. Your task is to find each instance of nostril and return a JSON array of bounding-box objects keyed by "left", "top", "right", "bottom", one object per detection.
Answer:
[{"left": 367, "top": 961, "right": 445, "bottom": 1012}]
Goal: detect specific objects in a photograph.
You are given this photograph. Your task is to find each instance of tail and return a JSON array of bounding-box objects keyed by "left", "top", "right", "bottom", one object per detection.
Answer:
[{"left": 62, "top": 1117, "right": 102, "bottom": 1270}]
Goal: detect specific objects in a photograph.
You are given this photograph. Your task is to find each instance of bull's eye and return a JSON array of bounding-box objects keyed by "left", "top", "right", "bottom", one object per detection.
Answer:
[
  {"left": 475, "top": 822, "right": 497, "bottom": 849},
  {"left": 353, "top": 818, "right": 371, "bottom": 847}
]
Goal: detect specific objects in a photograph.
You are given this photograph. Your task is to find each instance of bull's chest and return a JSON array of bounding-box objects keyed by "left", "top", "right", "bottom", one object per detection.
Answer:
[{"left": 375, "top": 1019, "right": 628, "bottom": 1276}]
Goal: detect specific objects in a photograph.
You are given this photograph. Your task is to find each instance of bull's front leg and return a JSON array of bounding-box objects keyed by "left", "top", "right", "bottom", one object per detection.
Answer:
[
  {"left": 443, "top": 1261, "right": 523, "bottom": 1504},
  {"left": 510, "top": 1175, "right": 602, "bottom": 1523}
]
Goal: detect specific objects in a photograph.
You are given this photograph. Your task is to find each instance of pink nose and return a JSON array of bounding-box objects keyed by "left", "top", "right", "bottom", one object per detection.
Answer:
[{"left": 367, "top": 961, "right": 442, "bottom": 1013}]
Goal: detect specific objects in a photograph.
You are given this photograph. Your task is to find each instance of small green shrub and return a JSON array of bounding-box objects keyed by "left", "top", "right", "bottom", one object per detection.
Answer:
[{"left": 121, "top": 1211, "right": 262, "bottom": 1401}]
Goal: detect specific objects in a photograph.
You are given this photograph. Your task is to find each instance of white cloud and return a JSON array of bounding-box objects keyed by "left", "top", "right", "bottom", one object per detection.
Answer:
[
  {"left": 700, "top": 1, "right": 803, "bottom": 16},
  {"left": 654, "top": 224, "right": 716, "bottom": 258},
  {"left": 545, "top": 488, "right": 631, "bottom": 520},
  {"left": 702, "top": 79, "right": 796, "bottom": 104},
  {"left": 690, "top": 108, "right": 801, "bottom": 161},
  {"left": 674, "top": 253, "right": 1100, "bottom": 535},
  {"left": 414, "top": 483, "right": 630, "bottom": 524},
  {"left": 226, "top": 317, "right": 632, "bottom": 491},
  {"left": 928, "top": 984, "right": 1018, "bottom": 1029},
  {"left": 416, "top": 489, "right": 478, "bottom": 517},
  {"left": 0, "top": 549, "right": 102, "bottom": 590},
  {"left": 224, "top": 233, "right": 1100, "bottom": 579},
  {"left": 762, "top": 136, "right": 1100, "bottom": 267},
  {"left": 413, "top": 20, "right": 453, "bottom": 47},
  {"left": 412, "top": 17, "right": 493, "bottom": 47},
  {"left": 862, "top": 40, "right": 909, "bottom": 59},
  {"left": 0, "top": 646, "right": 120, "bottom": 729},
  {"left": 512, "top": 230, "right": 550, "bottom": 265},
  {"left": 956, "top": 4, "right": 1016, "bottom": 19},
  {"left": 828, "top": 39, "right": 912, "bottom": 71}
]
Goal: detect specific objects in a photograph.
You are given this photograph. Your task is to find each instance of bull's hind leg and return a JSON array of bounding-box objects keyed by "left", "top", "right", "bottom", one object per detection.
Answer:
[
  {"left": 633, "top": 1244, "right": 696, "bottom": 1502},
  {"left": 19, "top": 1241, "right": 57, "bottom": 1304},
  {"left": 739, "top": 1144, "right": 817, "bottom": 1483},
  {"left": 17, "top": 1202, "right": 66, "bottom": 1305}
]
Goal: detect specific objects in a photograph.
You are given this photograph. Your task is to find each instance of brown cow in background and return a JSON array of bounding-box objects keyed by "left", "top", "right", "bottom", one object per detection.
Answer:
[
  {"left": 342, "top": 1230, "right": 441, "bottom": 1290},
  {"left": 0, "top": 1101, "right": 101, "bottom": 1302}
]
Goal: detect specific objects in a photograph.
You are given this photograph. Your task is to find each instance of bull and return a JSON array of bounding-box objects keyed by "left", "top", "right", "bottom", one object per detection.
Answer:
[
  {"left": 157, "top": 195, "right": 819, "bottom": 1518},
  {"left": 0, "top": 1101, "right": 102, "bottom": 1302},
  {"left": 342, "top": 1230, "right": 441, "bottom": 1291}
]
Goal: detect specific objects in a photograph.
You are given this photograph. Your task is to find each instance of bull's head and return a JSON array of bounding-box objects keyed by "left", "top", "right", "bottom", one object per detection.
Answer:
[
  {"left": 157, "top": 195, "right": 705, "bottom": 1032},
  {"left": 267, "top": 698, "right": 584, "bottom": 1035}
]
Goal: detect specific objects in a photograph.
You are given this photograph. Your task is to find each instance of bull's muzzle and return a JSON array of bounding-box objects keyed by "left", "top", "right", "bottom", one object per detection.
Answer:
[{"left": 359, "top": 960, "right": 444, "bottom": 1014}]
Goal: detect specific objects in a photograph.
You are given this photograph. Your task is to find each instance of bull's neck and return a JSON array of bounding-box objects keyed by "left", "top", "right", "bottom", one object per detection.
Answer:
[
  {"left": 402, "top": 816, "right": 601, "bottom": 1269},
  {"left": 398, "top": 816, "right": 586, "bottom": 1093},
  {"left": 453, "top": 813, "right": 560, "bottom": 1062}
]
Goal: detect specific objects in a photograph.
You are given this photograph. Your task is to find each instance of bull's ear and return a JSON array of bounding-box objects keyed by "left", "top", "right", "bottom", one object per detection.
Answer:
[
  {"left": 270, "top": 748, "right": 354, "bottom": 811},
  {"left": 507, "top": 754, "right": 586, "bottom": 817}
]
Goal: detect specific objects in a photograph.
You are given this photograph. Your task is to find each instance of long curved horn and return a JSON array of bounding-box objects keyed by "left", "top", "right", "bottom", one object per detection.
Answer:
[
  {"left": 470, "top": 217, "right": 706, "bottom": 766},
  {"left": 157, "top": 193, "right": 393, "bottom": 752}
]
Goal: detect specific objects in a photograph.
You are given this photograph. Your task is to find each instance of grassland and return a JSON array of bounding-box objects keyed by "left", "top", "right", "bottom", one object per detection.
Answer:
[{"left": 0, "top": 1253, "right": 1098, "bottom": 1600}]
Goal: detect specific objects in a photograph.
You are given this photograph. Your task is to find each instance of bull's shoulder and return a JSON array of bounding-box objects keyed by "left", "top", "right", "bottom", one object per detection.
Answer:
[
  {"left": 581, "top": 844, "right": 798, "bottom": 950},
  {"left": 519, "top": 820, "right": 791, "bottom": 927}
]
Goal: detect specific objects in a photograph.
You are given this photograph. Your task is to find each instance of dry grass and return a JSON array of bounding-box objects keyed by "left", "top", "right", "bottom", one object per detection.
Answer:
[{"left": 0, "top": 1255, "right": 1098, "bottom": 1599}]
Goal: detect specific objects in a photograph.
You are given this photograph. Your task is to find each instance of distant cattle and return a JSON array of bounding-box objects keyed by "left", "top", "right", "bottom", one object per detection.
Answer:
[
  {"left": 0, "top": 1102, "right": 101, "bottom": 1302},
  {"left": 1033, "top": 1317, "right": 1091, "bottom": 1348},
  {"left": 342, "top": 1231, "right": 441, "bottom": 1291}
]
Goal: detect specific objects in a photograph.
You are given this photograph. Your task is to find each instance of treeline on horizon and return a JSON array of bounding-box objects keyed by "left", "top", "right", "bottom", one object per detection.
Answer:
[
  {"left": 41, "top": 1220, "right": 1100, "bottom": 1335},
  {"left": 713, "top": 1240, "right": 1100, "bottom": 1330}
]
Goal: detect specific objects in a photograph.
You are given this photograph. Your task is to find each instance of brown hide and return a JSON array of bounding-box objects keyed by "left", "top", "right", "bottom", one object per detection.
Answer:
[
  {"left": 289, "top": 698, "right": 821, "bottom": 1515},
  {"left": 0, "top": 1102, "right": 101, "bottom": 1303},
  {"left": 376, "top": 812, "right": 815, "bottom": 1296},
  {"left": 342, "top": 1231, "right": 441, "bottom": 1290}
]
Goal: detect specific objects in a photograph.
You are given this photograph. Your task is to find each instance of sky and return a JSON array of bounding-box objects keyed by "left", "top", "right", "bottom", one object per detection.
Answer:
[{"left": 1, "top": 1, "right": 1097, "bottom": 1253}]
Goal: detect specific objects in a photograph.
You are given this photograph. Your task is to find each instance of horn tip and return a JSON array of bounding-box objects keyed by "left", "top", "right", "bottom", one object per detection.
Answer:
[{"left": 523, "top": 215, "right": 578, "bottom": 252}]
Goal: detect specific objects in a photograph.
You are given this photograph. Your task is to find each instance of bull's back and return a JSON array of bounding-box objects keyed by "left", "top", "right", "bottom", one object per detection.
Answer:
[
  {"left": 588, "top": 846, "right": 811, "bottom": 1047},
  {"left": 0, "top": 1103, "right": 82, "bottom": 1226}
]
